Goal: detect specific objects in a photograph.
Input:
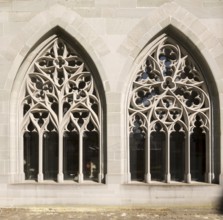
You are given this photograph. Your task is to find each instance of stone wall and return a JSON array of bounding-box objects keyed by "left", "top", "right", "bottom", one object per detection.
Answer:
[{"left": 0, "top": 0, "right": 222, "bottom": 206}]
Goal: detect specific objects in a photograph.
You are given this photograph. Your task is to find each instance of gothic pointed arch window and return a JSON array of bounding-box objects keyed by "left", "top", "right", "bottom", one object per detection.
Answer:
[
  {"left": 128, "top": 32, "right": 218, "bottom": 184},
  {"left": 21, "top": 35, "right": 105, "bottom": 183}
]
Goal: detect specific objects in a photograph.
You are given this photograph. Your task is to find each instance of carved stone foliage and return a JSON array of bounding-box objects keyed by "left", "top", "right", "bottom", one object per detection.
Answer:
[
  {"left": 22, "top": 38, "right": 100, "bottom": 136},
  {"left": 129, "top": 35, "right": 210, "bottom": 134}
]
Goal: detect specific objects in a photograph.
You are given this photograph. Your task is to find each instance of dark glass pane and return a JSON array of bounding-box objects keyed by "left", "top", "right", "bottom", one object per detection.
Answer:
[
  {"left": 190, "top": 133, "right": 206, "bottom": 182},
  {"left": 170, "top": 130, "right": 185, "bottom": 181},
  {"left": 83, "top": 131, "right": 99, "bottom": 181},
  {"left": 130, "top": 132, "right": 145, "bottom": 181},
  {"left": 24, "top": 132, "right": 38, "bottom": 180},
  {"left": 63, "top": 131, "right": 79, "bottom": 180},
  {"left": 43, "top": 132, "right": 58, "bottom": 180},
  {"left": 150, "top": 129, "right": 165, "bottom": 181}
]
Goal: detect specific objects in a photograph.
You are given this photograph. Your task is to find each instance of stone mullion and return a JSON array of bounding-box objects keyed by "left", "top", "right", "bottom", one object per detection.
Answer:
[
  {"left": 185, "top": 130, "right": 191, "bottom": 183},
  {"left": 57, "top": 130, "right": 63, "bottom": 182},
  {"left": 78, "top": 130, "right": 83, "bottom": 183},
  {"left": 165, "top": 131, "right": 171, "bottom": 183},
  {"left": 57, "top": 95, "right": 64, "bottom": 183},
  {"left": 38, "top": 132, "right": 43, "bottom": 182},
  {"left": 145, "top": 129, "right": 151, "bottom": 183}
]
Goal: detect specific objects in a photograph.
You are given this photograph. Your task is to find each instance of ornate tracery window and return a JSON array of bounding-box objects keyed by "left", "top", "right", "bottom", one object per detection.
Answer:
[
  {"left": 22, "top": 37, "right": 104, "bottom": 183},
  {"left": 128, "top": 34, "right": 212, "bottom": 183}
]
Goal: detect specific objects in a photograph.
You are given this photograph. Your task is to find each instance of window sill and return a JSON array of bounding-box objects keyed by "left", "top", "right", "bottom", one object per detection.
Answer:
[
  {"left": 11, "top": 180, "right": 104, "bottom": 185},
  {"left": 127, "top": 181, "right": 217, "bottom": 186}
]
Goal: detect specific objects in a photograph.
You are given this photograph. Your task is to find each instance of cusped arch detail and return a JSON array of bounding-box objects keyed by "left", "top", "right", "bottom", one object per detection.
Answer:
[
  {"left": 10, "top": 25, "right": 107, "bottom": 183},
  {"left": 125, "top": 25, "right": 220, "bottom": 184}
]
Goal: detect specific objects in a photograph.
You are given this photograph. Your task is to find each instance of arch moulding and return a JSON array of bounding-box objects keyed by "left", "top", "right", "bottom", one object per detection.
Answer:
[
  {"left": 118, "top": 2, "right": 223, "bottom": 184},
  {"left": 8, "top": 4, "right": 110, "bottom": 182}
]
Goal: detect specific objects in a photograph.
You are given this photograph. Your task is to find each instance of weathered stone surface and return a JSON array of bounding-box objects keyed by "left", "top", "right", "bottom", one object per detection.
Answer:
[{"left": 0, "top": 0, "right": 222, "bottom": 208}]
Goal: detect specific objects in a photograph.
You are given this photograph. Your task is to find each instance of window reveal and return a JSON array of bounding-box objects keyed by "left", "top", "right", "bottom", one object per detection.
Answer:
[
  {"left": 22, "top": 38, "right": 102, "bottom": 183},
  {"left": 128, "top": 35, "right": 211, "bottom": 183}
]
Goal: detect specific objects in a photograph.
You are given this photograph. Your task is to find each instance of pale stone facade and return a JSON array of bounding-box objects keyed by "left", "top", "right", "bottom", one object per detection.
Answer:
[{"left": 0, "top": 0, "right": 222, "bottom": 206}]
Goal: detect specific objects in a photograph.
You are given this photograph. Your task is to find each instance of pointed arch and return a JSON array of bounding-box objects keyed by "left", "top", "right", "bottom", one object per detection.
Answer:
[
  {"left": 119, "top": 2, "right": 222, "bottom": 184},
  {"left": 8, "top": 4, "right": 109, "bottom": 94},
  {"left": 126, "top": 26, "right": 220, "bottom": 184},
  {"left": 10, "top": 25, "right": 107, "bottom": 183},
  {"left": 119, "top": 2, "right": 223, "bottom": 93}
]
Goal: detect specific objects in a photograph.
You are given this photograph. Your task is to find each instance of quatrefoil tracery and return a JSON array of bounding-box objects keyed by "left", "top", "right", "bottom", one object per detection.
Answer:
[
  {"left": 129, "top": 35, "right": 210, "bottom": 134},
  {"left": 22, "top": 38, "right": 100, "bottom": 135}
]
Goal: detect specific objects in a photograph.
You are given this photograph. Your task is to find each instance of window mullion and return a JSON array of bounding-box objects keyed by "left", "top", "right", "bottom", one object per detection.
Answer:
[
  {"left": 78, "top": 131, "right": 83, "bottom": 183},
  {"left": 166, "top": 131, "right": 171, "bottom": 183},
  {"left": 186, "top": 131, "right": 191, "bottom": 183},
  {"left": 57, "top": 92, "right": 64, "bottom": 183},
  {"left": 38, "top": 132, "right": 43, "bottom": 182},
  {"left": 145, "top": 131, "right": 151, "bottom": 183},
  {"left": 57, "top": 130, "right": 64, "bottom": 183}
]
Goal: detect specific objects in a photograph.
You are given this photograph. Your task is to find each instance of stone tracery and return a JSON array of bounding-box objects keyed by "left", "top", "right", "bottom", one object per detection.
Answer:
[
  {"left": 128, "top": 35, "right": 211, "bottom": 183},
  {"left": 22, "top": 38, "right": 102, "bottom": 182}
]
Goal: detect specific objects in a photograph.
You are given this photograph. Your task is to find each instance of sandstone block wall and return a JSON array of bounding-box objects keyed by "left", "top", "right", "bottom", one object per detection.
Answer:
[{"left": 0, "top": 0, "right": 222, "bottom": 206}]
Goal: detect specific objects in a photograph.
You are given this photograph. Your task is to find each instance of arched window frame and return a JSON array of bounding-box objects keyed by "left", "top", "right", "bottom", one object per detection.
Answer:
[
  {"left": 127, "top": 28, "right": 220, "bottom": 184},
  {"left": 17, "top": 29, "right": 106, "bottom": 184}
]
